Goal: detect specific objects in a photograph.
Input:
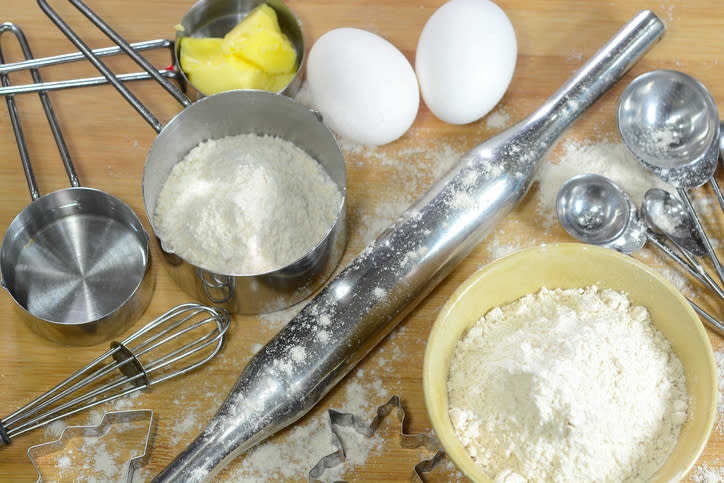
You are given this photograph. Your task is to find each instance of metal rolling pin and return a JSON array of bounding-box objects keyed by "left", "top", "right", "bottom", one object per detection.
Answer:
[{"left": 153, "top": 11, "right": 665, "bottom": 481}]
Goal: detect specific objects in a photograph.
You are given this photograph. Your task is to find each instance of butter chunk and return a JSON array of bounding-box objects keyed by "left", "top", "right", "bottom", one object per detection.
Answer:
[
  {"left": 221, "top": 4, "right": 297, "bottom": 74},
  {"left": 179, "top": 37, "right": 271, "bottom": 94}
]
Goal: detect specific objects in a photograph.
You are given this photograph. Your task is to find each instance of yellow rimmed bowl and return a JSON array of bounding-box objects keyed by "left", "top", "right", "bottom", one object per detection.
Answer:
[{"left": 423, "top": 243, "right": 717, "bottom": 482}]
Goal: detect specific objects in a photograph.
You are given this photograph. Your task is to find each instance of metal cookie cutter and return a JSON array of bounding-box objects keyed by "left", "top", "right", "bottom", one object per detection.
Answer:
[
  {"left": 27, "top": 409, "right": 154, "bottom": 483},
  {"left": 309, "top": 396, "right": 445, "bottom": 483}
]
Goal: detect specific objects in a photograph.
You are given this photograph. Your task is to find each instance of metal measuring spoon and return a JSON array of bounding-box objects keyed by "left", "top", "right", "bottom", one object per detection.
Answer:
[
  {"left": 642, "top": 188, "right": 706, "bottom": 257},
  {"left": 556, "top": 174, "right": 646, "bottom": 254},
  {"left": 617, "top": 69, "right": 724, "bottom": 284},
  {"left": 556, "top": 174, "right": 724, "bottom": 335},
  {"left": 642, "top": 188, "right": 724, "bottom": 300}
]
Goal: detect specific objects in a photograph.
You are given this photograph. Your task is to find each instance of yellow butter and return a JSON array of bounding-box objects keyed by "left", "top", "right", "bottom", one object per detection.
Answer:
[
  {"left": 177, "top": 3, "right": 298, "bottom": 95},
  {"left": 179, "top": 37, "right": 271, "bottom": 94},
  {"left": 267, "top": 72, "right": 296, "bottom": 93},
  {"left": 221, "top": 4, "right": 297, "bottom": 75},
  {"left": 178, "top": 37, "right": 224, "bottom": 72}
]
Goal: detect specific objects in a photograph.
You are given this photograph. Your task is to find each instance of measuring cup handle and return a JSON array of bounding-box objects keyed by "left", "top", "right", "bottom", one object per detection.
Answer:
[
  {"left": 0, "top": 22, "right": 79, "bottom": 200},
  {"left": 37, "top": 0, "right": 191, "bottom": 134},
  {"left": 196, "top": 269, "right": 235, "bottom": 304}
]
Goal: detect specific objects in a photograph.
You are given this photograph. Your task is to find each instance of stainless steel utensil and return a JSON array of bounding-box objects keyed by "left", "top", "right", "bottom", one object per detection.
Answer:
[
  {"left": 556, "top": 174, "right": 724, "bottom": 335},
  {"left": 27, "top": 409, "right": 154, "bottom": 483},
  {"left": 0, "top": 303, "right": 230, "bottom": 445},
  {"left": 642, "top": 188, "right": 707, "bottom": 257},
  {"left": 0, "top": 38, "right": 177, "bottom": 96},
  {"left": 556, "top": 173, "right": 644, "bottom": 252},
  {"left": 2, "top": 0, "right": 303, "bottom": 98},
  {"left": 641, "top": 188, "right": 724, "bottom": 300},
  {"left": 142, "top": 11, "right": 663, "bottom": 481},
  {"left": 617, "top": 69, "right": 724, "bottom": 284},
  {"left": 174, "top": 0, "right": 304, "bottom": 100},
  {"left": 0, "top": 21, "right": 153, "bottom": 345},
  {"left": 0, "top": 67, "right": 179, "bottom": 96},
  {"left": 38, "top": 0, "right": 346, "bottom": 315}
]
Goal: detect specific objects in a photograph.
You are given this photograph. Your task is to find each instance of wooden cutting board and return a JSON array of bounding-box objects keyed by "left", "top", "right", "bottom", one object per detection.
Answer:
[{"left": 0, "top": 0, "right": 721, "bottom": 481}]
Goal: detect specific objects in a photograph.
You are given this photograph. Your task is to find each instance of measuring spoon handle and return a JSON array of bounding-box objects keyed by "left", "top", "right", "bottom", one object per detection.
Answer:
[{"left": 688, "top": 299, "right": 724, "bottom": 336}]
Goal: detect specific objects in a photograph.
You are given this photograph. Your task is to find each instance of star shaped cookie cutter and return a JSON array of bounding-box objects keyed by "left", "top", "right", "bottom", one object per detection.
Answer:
[
  {"left": 27, "top": 409, "right": 154, "bottom": 483},
  {"left": 308, "top": 395, "right": 445, "bottom": 482}
]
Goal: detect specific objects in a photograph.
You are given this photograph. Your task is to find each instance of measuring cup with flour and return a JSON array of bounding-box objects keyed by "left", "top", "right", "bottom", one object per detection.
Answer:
[{"left": 38, "top": 0, "right": 347, "bottom": 314}]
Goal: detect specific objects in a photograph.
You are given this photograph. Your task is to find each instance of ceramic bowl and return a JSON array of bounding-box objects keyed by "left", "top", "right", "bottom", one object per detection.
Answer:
[{"left": 423, "top": 243, "right": 717, "bottom": 482}]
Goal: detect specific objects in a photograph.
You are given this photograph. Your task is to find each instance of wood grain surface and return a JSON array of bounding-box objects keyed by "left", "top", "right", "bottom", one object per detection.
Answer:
[{"left": 0, "top": 0, "right": 722, "bottom": 481}]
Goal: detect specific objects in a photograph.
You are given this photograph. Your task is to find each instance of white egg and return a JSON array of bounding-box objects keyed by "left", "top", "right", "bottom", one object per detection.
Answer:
[
  {"left": 415, "top": 0, "right": 517, "bottom": 125},
  {"left": 306, "top": 28, "right": 419, "bottom": 146}
]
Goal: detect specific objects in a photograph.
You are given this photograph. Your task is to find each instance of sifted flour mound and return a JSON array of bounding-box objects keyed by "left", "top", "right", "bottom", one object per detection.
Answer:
[
  {"left": 448, "top": 286, "right": 688, "bottom": 483},
  {"left": 154, "top": 133, "right": 341, "bottom": 274}
]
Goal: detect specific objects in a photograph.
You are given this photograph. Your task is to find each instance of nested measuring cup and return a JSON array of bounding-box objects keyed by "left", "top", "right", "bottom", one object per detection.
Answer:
[
  {"left": 174, "top": 0, "right": 305, "bottom": 100},
  {"left": 1, "top": 0, "right": 303, "bottom": 99},
  {"left": 0, "top": 22, "right": 153, "bottom": 345},
  {"left": 39, "top": 0, "right": 347, "bottom": 314},
  {"left": 617, "top": 69, "right": 724, "bottom": 285}
]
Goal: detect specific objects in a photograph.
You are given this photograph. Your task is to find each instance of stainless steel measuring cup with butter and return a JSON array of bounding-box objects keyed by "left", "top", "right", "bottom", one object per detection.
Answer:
[
  {"left": 0, "top": 22, "right": 153, "bottom": 345},
  {"left": 174, "top": 0, "right": 305, "bottom": 100},
  {"left": 38, "top": 0, "right": 346, "bottom": 314},
  {"left": 1, "top": 0, "right": 303, "bottom": 99}
]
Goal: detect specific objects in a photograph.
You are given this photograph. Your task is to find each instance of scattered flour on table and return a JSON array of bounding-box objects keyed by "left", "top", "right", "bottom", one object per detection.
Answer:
[
  {"left": 485, "top": 229, "right": 531, "bottom": 262},
  {"left": 485, "top": 108, "right": 511, "bottom": 130},
  {"left": 690, "top": 347, "right": 724, "bottom": 483},
  {"left": 690, "top": 465, "right": 724, "bottom": 483},
  {"left": 222, "top": 377, "right": 390, "bottom": 481},
  {"left": 44, "top": 419, "right": 67, "bottom": 439},
  {"left": 535, "top": 139, "right": 673, "bottom": 226},
  {"left": 154, "top": 133, "right": 341, "bottom": 274},
  {"left": 45, "top": 414, "right": 148, "bottom": 482},
  {"left": 448, "top": 286, "right": 688, "bottom": 483}
]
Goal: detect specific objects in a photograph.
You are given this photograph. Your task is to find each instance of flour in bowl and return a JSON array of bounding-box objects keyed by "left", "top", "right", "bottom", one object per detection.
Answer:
[
  {"left": 154, "top": 133, "right": 342, "bottom": 274},
  {"left": 448, "top": 286, "right": 688, "bottom": 483}
]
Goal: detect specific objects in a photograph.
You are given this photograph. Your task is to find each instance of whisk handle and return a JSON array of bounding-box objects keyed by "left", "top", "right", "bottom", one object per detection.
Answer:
[
  {"left": 110, "top": 341, "right": 150, "bottom": 387},
  {"left": 0, "top": 421, "right": 10, "bottom": 446}
]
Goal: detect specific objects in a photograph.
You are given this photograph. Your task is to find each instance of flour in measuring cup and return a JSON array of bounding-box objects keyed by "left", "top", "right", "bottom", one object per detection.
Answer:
[
  {"left": 154, "top": 133, "right": 342, "bottom": 274},
  {"left": 448, "top": 286, "right": 688, "bottom": 483}
]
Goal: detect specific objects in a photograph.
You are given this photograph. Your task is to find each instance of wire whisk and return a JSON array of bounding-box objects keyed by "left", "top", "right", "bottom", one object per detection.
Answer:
[{"left": 0, "top": 303, "right": 230, "bottom": 445}]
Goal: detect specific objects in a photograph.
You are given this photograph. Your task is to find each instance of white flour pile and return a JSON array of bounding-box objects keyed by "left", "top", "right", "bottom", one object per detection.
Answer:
[
  {"left": 154, "top": 133, "right": 341, "bottom": 274},
  {"left": 448, "top": 286, "right": 688, "bottom": 483}
]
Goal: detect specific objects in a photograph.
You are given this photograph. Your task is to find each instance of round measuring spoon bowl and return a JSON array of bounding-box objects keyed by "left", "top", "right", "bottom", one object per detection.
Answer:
[
  {"left": 617, "top": 70, "right": 720, "bottom": 188},
  {"left": 642, "top": 188, "right": 707, "bottom": 257},
  {"left": 556, "top": 173, "right": 632, "bottom": 245}
]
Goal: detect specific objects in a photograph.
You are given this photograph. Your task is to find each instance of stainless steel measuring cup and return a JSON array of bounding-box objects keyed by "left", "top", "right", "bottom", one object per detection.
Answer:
[
  {"left": 0, "top": 22, "right": 153, "bottom": 345},
  {"left": 2, "top": 0, "right": 304, "bottom": 99},
  {"left": 38, "top": 0, "right": 346, "bottom": 314},
  {"left": 174, "top": 0, "right": 304, "bottom": 100},
  {"left": 617, "top": 69, "right": 724, "bottom": 285}
]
